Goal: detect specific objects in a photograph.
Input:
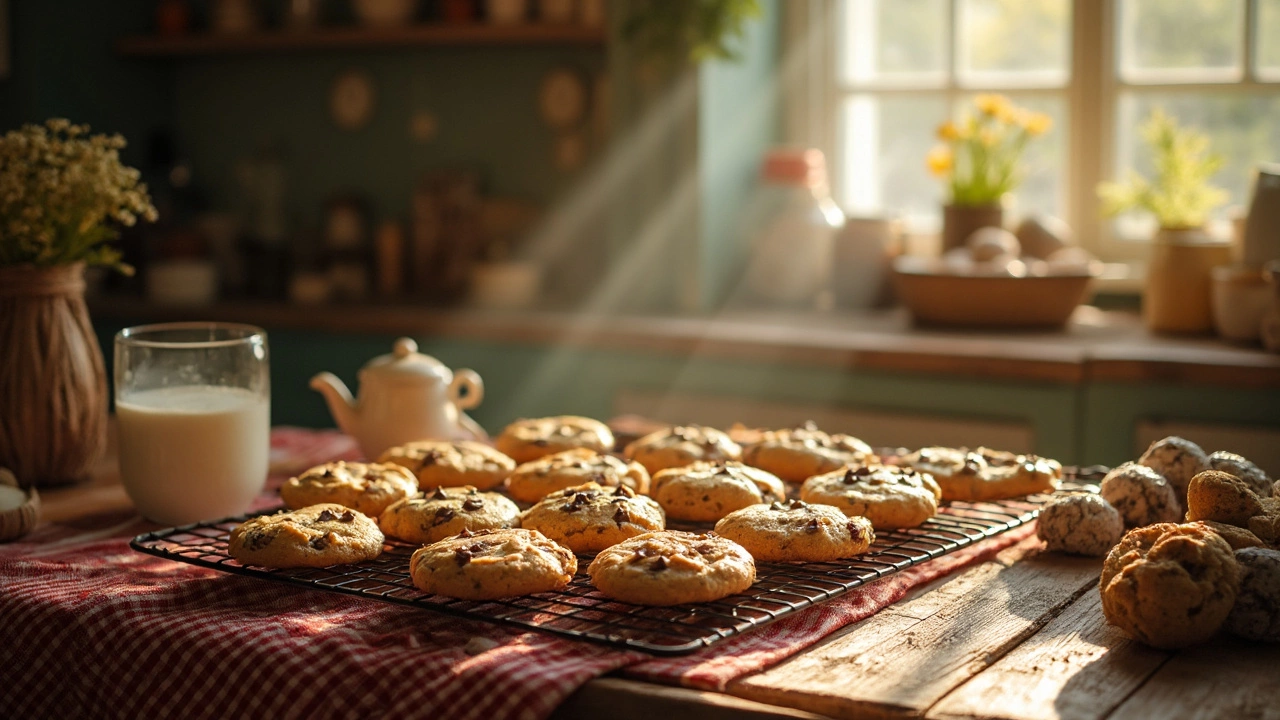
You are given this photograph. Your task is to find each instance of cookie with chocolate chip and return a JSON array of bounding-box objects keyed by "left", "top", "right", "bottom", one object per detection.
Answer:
[
  {"left": 506, "top": 449, "right": 650, "bottom": 504},
  {"left": 228, "top": 503, "right": 384, "bottom": 568},
  {"left": 624, "top": 425, "right": 742, "bottom": 476},
  {"left": 410, "top": 528, "right": 577, "bottom": 600},
  {"left": 799, "top": 464, "right": 940, "bottom": 529},
  {"left": 494, "top": 415, "right": 615, "bottom": 465},
  {"left": 649, "top": 461, "right": 786, "bottom": 522},
  {"left": 379, "top": 486, "right": 520, "bottom": 544},
  {"left": 741, "top": 422, "right": 877, "bottom": 483},
  {"left": 378, "top": 440, "right": 515, "bottom": 490},
  {"left": 587, "top": 530, "right": 756, "bottom": 605},
  {"left": 520, "top": 482, "right": 665, "bottom": 554},
  {"left": 901, "top": 446, "right": 1059, "bottom": 502},
  {"left": 713, "top": 500, "right": 875, "bottom": 562},
  {"left": 280, "top": 461, "right": 418, "bottom": 517}
]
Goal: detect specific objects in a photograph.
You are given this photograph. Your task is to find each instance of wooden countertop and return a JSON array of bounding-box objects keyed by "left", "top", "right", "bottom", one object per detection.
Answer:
[
  {"left": 34, "top": 436, "right": 1274, "bottom": 720},
  {"left": 89, "top": 298, "right": 1280, "bottom": 389}
]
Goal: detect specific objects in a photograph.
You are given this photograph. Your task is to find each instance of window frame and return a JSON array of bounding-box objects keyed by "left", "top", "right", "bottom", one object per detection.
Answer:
[{"left": 786, "top": 0, "right": 1280, "bottom": 264}]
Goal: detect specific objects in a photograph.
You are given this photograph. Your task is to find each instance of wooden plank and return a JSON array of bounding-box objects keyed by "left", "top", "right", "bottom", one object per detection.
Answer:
[
  {"left": 1107, "top": 639, "right": 1280, "bottom": 720},
  {"left": 551, "top": 678, "right": 826, "bottom": 720},
  {"left": 729, "top": 548, "right": 1102, "bottom": 720},
  {"left": 929, "top": 586, "right": 1171, "bottom": 720}
]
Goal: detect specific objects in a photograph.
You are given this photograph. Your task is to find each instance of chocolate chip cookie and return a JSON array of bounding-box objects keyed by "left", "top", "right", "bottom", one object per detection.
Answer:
[
  {"left": 410, "top": 528, "right": 577, "bottom": 600},
  {"left": 379, "top": 440, "right": 515, "bottom": 490},
  {"left": 741, "top": 422, "right": 877, "bottom": 483},
  {"left": 379, "top": 486, "right": 520, "bottom": 544},
  {"left": 713, "top": 500, "right": 875, "bottom": 562},
  {"left": 280, "top": 461, "right": 418, "bottom": 517},
  {"left": 1100, "top": 522, "right": 1241, "bottom": 648},
  {"left": 649, "top": 461, "right": 786, "bottom": 522},
  {"left": 1099, "top": 462, "right": 1181, "bottom": 528},
  {"left": 505, "top": 449, "right": 650, "bottom": 504},
  {"left": 228, "top": 504, "right": 384, "bottom": 568},
  {"left": 587, "top": 530, "right": 756, "bottom": 605},
  {"left": 799, "top": 464, "right": 940, "bottom": 529},
  {"left": 624, "top": 425, "right": 742, "bottom": 476},
  {"left": 902, "top": 446, "right": 1059, "bottom": 501},
  {"left": 520, "top": 482, "right": 665, "bottom": 554},
  {"left": 494, "top": 416, "right": 615, "bottom": 465},
  {"left": 1036, "top": 493, "right": 1124, "bottom": 557}
]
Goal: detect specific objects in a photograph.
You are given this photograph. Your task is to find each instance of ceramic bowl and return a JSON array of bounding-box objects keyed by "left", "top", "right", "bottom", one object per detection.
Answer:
[{"left": 892, "top": 256, "right": 1098, "bottom": 328}]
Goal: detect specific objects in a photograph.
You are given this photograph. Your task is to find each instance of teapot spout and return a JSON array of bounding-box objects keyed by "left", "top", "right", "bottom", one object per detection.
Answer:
[{"left": 310, "top": 372, "right": 358, "bottom": 435}]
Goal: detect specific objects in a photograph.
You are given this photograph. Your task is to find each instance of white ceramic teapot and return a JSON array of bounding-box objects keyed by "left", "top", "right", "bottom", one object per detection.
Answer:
[{"left": 310, "top": 337, "right": 486, "bottom": 459}]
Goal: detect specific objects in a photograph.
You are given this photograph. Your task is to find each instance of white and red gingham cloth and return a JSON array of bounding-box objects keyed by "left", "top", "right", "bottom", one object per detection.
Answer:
[{"left": 0, "top": 428, "right": 1039, "bottom": 720}]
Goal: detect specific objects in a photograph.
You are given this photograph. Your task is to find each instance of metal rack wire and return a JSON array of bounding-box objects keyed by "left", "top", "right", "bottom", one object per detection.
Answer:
[{"left": 131, "top": 469, "right": 1102, "bottom": 656}]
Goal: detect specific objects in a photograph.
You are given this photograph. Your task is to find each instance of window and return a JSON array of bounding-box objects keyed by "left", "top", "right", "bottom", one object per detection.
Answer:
[{"left": 795, "top": 0, "right": 1280, "bottom": 259}]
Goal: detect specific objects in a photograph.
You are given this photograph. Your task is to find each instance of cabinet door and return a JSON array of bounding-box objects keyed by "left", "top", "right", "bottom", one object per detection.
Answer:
[{"left": 1135, "top": 420, "right": 1280, "bottom": 476}]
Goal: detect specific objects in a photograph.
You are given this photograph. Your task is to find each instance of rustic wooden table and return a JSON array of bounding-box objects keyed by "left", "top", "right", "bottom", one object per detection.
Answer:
[{"left": 36, "top": 435, "right": 1278, "bottom": 720}]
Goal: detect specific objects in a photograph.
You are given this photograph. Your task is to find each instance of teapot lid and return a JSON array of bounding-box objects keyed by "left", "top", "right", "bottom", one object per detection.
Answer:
[{"left": 361, "top": 337, "right": 452, "bottom": 384}]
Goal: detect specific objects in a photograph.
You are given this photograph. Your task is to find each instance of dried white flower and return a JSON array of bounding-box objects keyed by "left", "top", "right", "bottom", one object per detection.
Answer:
[{"left": 0, "top": 119, "right": 157, "bottom": 272}]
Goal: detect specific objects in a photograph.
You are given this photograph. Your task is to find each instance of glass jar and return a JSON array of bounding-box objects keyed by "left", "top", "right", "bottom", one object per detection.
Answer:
[{"left": 740, "top": 149, "right": 845, "bottom": 307}]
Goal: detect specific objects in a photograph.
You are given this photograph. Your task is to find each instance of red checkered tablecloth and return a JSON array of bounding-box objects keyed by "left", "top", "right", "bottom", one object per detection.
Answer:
[{"left": 0, "top": 428, "right": 1038, "bottom": 720}]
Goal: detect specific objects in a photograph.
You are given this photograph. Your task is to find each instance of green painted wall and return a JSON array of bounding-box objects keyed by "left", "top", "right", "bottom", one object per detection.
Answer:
[
  {"left": 0, "top": 0, "right": 170, "bottom": 167},
  {"left": 172, "top": 47, "right": 605, "bottom": 222},
  {"left": 697, "top": 0, "right": 780, "bottom": 308}
]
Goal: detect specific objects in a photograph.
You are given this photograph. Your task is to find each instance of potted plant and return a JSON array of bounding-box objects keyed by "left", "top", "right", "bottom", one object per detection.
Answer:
[
  {"left": 928, "top": 94, "right": 1052, "bottom": 251},
  {"left": 1097, "top": 109, "right": 1230, "bottom": 333},
  {"left": 0, "top": 119, "right": 157, "bottom": 487}
]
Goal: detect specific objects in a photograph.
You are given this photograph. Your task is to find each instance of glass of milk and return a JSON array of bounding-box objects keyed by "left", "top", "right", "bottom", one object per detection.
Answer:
[{"left": 114, "top": 323, "right": 270, "bottom": 526}]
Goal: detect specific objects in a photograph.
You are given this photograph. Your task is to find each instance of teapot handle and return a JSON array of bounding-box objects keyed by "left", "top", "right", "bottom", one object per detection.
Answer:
[{"left": 448, "top": 369, "right": 484, "bottom": 411}]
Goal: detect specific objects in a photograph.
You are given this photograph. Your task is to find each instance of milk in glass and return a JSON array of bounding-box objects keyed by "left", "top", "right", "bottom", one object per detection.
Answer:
[{"left": 117, "top": 385, "right": 269, "bottom": 525}]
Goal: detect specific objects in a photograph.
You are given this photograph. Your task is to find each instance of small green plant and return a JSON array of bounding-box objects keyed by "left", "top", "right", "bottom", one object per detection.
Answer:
[
  {"left": 1097, "top": 109, "right": 1228, "bottom": 230},
  {"left": 622, "top": 0, "right": 762, "bottom": 64},
  {"left": 0, "top": 119, "right": 157, "bottom": 273}
]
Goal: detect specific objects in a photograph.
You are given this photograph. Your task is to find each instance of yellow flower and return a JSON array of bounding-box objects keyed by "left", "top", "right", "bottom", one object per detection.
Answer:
[
  {"left": 937, "top": 121, "right": 960, "bottom": 141},
  {"left": 1020, "top": 111, "right": 1053, "bottom": 136},
  {"left": 979, "top": 128, "right": 999, "bottom": 147},
  {"left": 974, "top": 93, "right": 1013, "bottom": 120},
  {"left": 926, "top": 145, "right": 953, "bottom": 177}
]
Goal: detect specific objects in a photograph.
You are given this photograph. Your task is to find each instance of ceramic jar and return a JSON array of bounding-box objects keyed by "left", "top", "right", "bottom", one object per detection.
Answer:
[
  {"left": 1144, "top": 227, "right": 1234, "bottom": 334},
  {"left": 942, "top": 203, "right": 1004, "bottom": 253}
]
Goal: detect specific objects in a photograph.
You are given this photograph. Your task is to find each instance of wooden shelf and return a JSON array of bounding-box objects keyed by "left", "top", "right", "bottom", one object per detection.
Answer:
[{"left": 117, "top": 24, "right": 607, "bottom": 57}]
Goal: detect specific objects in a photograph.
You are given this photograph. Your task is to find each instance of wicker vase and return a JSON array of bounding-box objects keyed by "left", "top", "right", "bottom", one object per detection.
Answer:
[{"left": 0, "top": 263, "right": 108, "bottom": 488}]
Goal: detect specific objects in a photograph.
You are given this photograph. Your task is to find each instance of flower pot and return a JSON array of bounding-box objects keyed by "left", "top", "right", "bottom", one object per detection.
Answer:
[
  {"left": 942, "top": 203, "right": 1004, "bottom": 253},
  {"left": 1144, "top": 227, "right": 1234, "bottom": 334},
  {"left": 0, "top": 263, "right": 108, "bottom": 488}
]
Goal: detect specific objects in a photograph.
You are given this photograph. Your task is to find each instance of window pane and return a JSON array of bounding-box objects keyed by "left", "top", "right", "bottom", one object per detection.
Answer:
[
  {"left": 956, "top": 0, "right": 1070, "bottom": 88},
  {"left": 839, "top": 0, "right": 947, "bottom": 86},
  {"left": 839, "top": 95, "right": 948, "bottom": 227},
  {"left": 1113, "top": 91, "right": 1280, "bottom": 237},
  {"left": 1119, "top": 0, "right": 1244, "bottom": 83},
  {"left": 1259, "top": 0, "right": 1280, "bottom": 80}
]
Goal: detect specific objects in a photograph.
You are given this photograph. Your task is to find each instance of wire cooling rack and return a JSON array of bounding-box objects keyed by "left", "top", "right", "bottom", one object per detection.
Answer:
[{"left": 131, "top": 468, "right": 1103, "bottom": 656}]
